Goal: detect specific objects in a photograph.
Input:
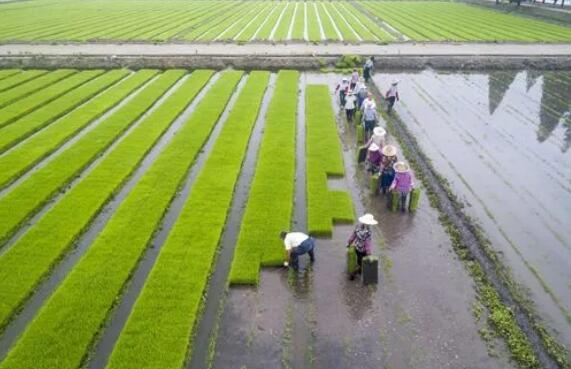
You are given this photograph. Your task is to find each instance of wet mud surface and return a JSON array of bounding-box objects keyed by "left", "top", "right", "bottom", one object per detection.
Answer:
[
  {"left": 212, "top": 73, "right": 514, "bottom": 369},
  {"left": 372, "top": 70, "right": 571, "bottom": 352}
]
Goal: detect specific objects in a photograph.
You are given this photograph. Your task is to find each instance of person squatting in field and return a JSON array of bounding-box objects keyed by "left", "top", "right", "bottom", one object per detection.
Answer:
[
  {"left": 281, "top": 231, "right": 315, "bottom": 270},
  {"left": 346, "top": 213, "right": 377, "bottom": 280},
  {"left": 390, "top": 161, "right": 415, "bottom": 211}
]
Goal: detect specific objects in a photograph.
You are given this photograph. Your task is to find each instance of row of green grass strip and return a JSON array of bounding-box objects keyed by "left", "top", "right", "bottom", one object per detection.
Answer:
[
  {"left": 316, "top": 2, "right": 340, "bottom": 41},
  {"left": 307, "top": 2, "right": 322, "bottom": 42},
  {"left": 143, "top": 3, "right": 219, "bottom": 41},
  {"left": 291, "top": 2, "right": 305, "bottom": 40},
  {"left": 0, "top": 70, "right": 220, "bottom": 369},
  {"left": 255, "top": 2, "right": 287, "bottom": 40},
  {"left": 105, "top": 71, "right": 269, "bottom": 369},
  {"left": 359, "top": 1, "right": 427, "bottom": 40},
  {"left": 217, "top": 2, "right": 267, "bottom": 41},
  {"left": 181, "top": 2, "right": 248, "bottom": 40},
  {"left": 0, "top": 70, "right": 47, "bottom": 94},
  {"left": 184, "top": 2, "right": 250, "bottom": 41},
  {"left": 0, "top": 70, "right": 128, "bottom": 153},
  {"left": 306, "top": 85, "right": 354, "bottom": 236},
  {"left": 199, "top": 3, "right": 255, "bottom": 41},
  {"left": 0, "top": 69, "right": 75, "bottom": 110},
  {"left": 323, "top": 2, "right": 358, "bottom": 42},
  {"left": 0, "top": 70, "right": 101, "bottom": 129},
  {"left": 235, "top": 2, "right": 277, "bottom": 42},
  {"left": 0, "top": 70, "right": 155, "bottom": 189},
  {"left": 341, "top": 2, "right": 393, "bottom": 42},
  {"left": 0, "top": 70, "right": 185, "bottom": 331},
  {"left": 0, "top": 70, "right": 21, "bottom": 82},
  {"left": 229, "top": 70, "right": 299, "bottom": 285},
  {"left": 274, "top": 2, "right": 295, "bottom": 41},
  {"left": 0, "top": 70, "right": 163, "bottom": 247}
]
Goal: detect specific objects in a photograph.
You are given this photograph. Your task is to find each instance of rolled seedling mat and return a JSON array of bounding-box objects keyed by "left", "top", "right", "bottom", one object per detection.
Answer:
[
  {"left": 390, "top": 191, "right": 400, "bottom": 212},
  {"left": 357, "top": 146, "right": 367, "bottom": 163},
  {"left": 370, "top": 174, "right": 379, "bottom": 194},
  {"left": 347, "top": 246, "right": 358, "bottom": 276},
  {"left": 362, "top": 255, "right": 379, "bottom": 285},
  {"left": 357, "top": 124, "right": 364, "bottom": 144},
  {"left": 409, "top": 187, "right": 421, "bottom": 212}
]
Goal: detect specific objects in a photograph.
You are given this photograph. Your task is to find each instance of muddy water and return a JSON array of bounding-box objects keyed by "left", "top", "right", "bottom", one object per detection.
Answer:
[
  {"left": 213, "top": 72, "right": 513, "bottom": 368},
  {"left": 373, "top": 70, "right": 571, "bottom": 352}
]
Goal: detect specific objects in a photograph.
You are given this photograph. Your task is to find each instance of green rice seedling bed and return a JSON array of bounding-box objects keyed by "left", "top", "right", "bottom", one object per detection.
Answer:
[
  {"left": 195, "top": 4, "right": 253, "bottom": 41},
  {"left": 0, "top": 70, "right": 102, "bottom": 129},
  {"left": 105, "top": 71, "right": 269, "bottom": 369},
  {"left": 340, "top": 2, "right": 393, "bottom": 41},
  {"left": 0, "top": 70, "right": 126, "bottom": 153},
  {"left": 181, "top": 3, "right": 247, "bottom": 40},
  {"left": 254, "top": 2, "right": 287, "bottom": 40},
  {"left": 274, "top": 2, "right": 295, "bottom": 41},
  {"left": 0, "top": 70, "right": 185, "bottom": 331},
  {"left": 0, "top": 70, "right": 22, "bottom": 82},
  {"left": 0, "top": 70, "right": 47, "bottom": 94},
  {"left": 0, "top": 69, "right": 75, "bottom": 111},
  {"left": 324, "top": 2, "right": 359, "bottom": 42},
  {"left": 291, "top": 2, "right": 305, "bottom": 41},
  {"left": 305, "top": 85, "right": 354, "bottom": 236},
  {"left": 0, "top": 70, "right": 219, "bottom": 369},
  {"left": 0, "top": 70, "right": 155, "bottom": 189},
  {"left": 217, "top": 3, "right": 265, "bottom": 41},
  {"left": 306, "top": 2, "right": 322, "bottom": 42},
  {"left": 0, "top": 70, "right": 166, "bottom": 246},
  {"left": 229, "top": 70, "right": 299, "bottom": 285},
  {"left": 235, "top": 2, "right": 276, "bottom": 42},
  {"left": 317, "top": 3, "right": 340, "bottom": 41}
]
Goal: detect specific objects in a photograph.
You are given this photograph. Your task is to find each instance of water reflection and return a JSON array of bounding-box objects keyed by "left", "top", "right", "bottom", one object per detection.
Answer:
[
  {"left": 538, "top": 72, "right": 571, "bottom": 152},
  {"left": 488, "top": 71, "right": 517, "bottom": 114}
]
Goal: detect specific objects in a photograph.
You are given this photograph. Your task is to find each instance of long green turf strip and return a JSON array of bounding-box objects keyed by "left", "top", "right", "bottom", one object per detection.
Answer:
[
  {"left": 0, "top": 70, "right": 21, "bottom": 82},
  {"left": 340, "top": 2, "right": 394, "bottom": 42},
  {"left": 0, "top": 69, "right": 76, "bottom": 111},
  {"left": 307, "top": 2, "right": 321, "bottom": 41},
  {"left": 0, "top": 70, "right": 168, "bottom": 247},
  {"left": 317, "top": 3, "right": 340, "bottom": 41},
  {"left": 0, "top": 70, "right": 47, "bottom": 93},
  {"left": 0, "top": 70, "right": 186, "bottom": 331},
  {"left": 306, "top": 85, "right": 354, "bottom": 236},
  {"left": 323, "top": 2, "right": 357, "bottom": 42},
  {"left": 105, "top": 71, "right": 269, "bottom": 369},
  {"left": 291, "top": 2, "right": 305, "bottom": 40},
  {"left": 0, "top": 70, "right": 127, "bottom": 153},
  {"left": 0, "top": 70, "right": 155, "bottom": 189},
  {"left": 229, "top": 70, "right": 298, "bottom": 285},
  {"left": 0, "top": 70, "right": 102, "bottom": 130},
  {"left": 235, "top": 2, "right": 276, "bottom": 42},
  {"left": 255, "top": 2, "right": 286, "bottom": 40},
  {"left": 0, "top": 71, "right": 224, "bottom": 369},
  {"left": 274, "top": 2, "right": 295, "bottom": 41}
]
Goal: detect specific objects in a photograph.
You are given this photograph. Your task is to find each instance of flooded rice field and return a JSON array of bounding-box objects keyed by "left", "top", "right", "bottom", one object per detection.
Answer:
[{"left": 373, "top": 69, "right": 571, "bottom": 350}]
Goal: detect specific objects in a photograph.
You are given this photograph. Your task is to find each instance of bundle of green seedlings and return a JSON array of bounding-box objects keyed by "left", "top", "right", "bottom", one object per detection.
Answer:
[
  {"left": 306, "top": 84, "right": 354, "bottom": 236},
  {"left": 229, "top": 70, "right": 299, "bottom": 285}
]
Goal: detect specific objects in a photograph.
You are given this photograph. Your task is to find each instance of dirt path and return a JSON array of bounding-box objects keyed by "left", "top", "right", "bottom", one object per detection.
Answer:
[{"left": 0, "top": 42, "right": 570, "bottom": 56}]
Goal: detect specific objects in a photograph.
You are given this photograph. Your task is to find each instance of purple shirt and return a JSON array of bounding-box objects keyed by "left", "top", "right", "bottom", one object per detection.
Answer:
[
  {"left": 347, "top": 226, "right": 373, "bottom": 254},
  {"left": 391, "top": 171, "right": 414, "bottom": 193},
  {"left": 368, "top": 150, "right": 382, "bottom": 166}
]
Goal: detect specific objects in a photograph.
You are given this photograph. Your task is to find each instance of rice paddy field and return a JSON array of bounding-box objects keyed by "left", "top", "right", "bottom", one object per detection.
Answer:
[{"left": 0, "top": 0, "right": 570, "bottom": 43}]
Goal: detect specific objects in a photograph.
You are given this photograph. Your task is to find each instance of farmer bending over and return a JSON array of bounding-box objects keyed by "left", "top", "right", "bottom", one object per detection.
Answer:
[{"left": 280, "top": 231, "right": 315, "bottom": 270}]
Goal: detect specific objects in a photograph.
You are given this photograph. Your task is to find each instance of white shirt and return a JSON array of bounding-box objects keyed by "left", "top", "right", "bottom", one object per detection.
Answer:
[
  {"left": 344, "top": 94, "right": 357, "bottom": 110},
  {"left": 362, "top": 98, "right": 376, "bottom": 111},
  {"left": 283, "top": 232, "right": 309, "bottom": 251},
  {"left": 387, "top": 85, "right": 398, "bottom": 98}
]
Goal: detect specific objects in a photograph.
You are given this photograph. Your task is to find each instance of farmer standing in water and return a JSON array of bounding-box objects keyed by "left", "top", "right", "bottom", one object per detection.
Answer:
[
  {"left": 346, "top": 213, "right": 377, "bottom": 280},
  {"left": 385, "top": 80, "right": 400, "bottom": 115},
  {"left": 280, "top": 231, "right": 315, "bottom": 270},
  {"left": 363, "top": 56, "right": 375, "bottom": 83}
]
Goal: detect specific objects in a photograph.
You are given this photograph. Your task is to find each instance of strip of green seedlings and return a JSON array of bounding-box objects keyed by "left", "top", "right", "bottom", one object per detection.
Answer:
[
  {"left": 0, "top": 70, "right": 128, "bottom": 153},
  {"left": 66, "top": 10, "right": 151, "bottom": 41},
  {"left": 235, "top": 2, "right": 276, "bottom": 42},
  {"left": 76, "top": 10, "right": 165, "bottom": 41},
  {"left": 323, "top": 2, "right": 358, "bottom": 42},
  {"left": 229, "top": 70, "right": 299, "bottom": 285},
  {"left": 340, "top": 2, "right": 393, "bottom": 42},
  {"left": 291, "top": 2, "right": 305, "bottom": 41},
  {"left": 0, "top": 70, "right": 47, "bottom": 94},
  {"left": 105, "top": 71, "right": 268, "bottom": 369},
  {"left": 306, "top": 85, "right": 354, "bottom": 236},
  {"left": 199, "top": 3, "right": 255, "bottom": 41},
  {"left": 181, "top": 2, "right": 250, "bottom": 40},
  {"left": 0, "top": 70, "right": 165, "bottom": 247},
  {"left": 306, "top": 3, "right": 321, "bottom": 42},
  {"left": 218, "top": 2, "right": 268, "bottom": 41},
  {"left": 121, "top": 9, "right": 202, "bottom": 40},
  {"left": 255, "top": 2, "right": 287, "bottom": 40},
  {"left": 0, "top": 70, "right": 220, "bottom": 369},
  {"left": 0, "top": 70, "right": 22, "bottom": 82},
  {"left": 359, "top": 2, "right": 426, "bottom": 40},
  {"left": 101, "top": 10, "right": 182, "bottom": 40},
  {"left": 0, "top": 69, "right": 76, "bottom": 110},
  {"left": 0, "top": 70, "right": 102, "bottom": 129},
  {"left": 274, "top": 2, "right": 295, "bottom": 41},
  {"left": 113, "top": 9, "right": 193, "bottom": 40},
  {"left": 329, "top": 2, "right": 368, "bottom": 41},
  {"left": 141, "top": 4, "right": 218, "bottom": 41},
  {"left": 0, "top": 70, "right": 185, "bottom": 331},
  {"left": 0, "top": 70, "right": 155, "bottom": 189},
  {"left": 316, "top": 3, "right": 340, "bottom": 41}
]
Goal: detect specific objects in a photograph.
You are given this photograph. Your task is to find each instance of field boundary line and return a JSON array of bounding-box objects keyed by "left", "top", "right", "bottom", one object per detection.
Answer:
[{"left": 313, "top": 3, "right": 326, "bottom": 41}]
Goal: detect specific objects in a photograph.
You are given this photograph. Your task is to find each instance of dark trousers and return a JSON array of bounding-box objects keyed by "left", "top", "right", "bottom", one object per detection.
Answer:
[
  {"left": 356, "top": 249, "right": 367, "bottom": 269},
  {"left": 290, "top": 238, "right": 315, "bottom": 270},
  {"left": 364, "top": 119, "right": 376, "bottom": 141},
  {"left": 339, "top": 91, "right": 346, "bottom": 106},
  {"left": 387, "top": 96, "right": 396, "bottom": 114},
  {"left": 399, "top": 192, "right": 409, "bottom": 211},
  {"left": 346, "top": 108, "right": 355, "bottom": 122}
]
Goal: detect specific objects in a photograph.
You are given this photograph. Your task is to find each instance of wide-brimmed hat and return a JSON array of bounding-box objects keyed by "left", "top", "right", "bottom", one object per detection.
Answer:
[
  {"left": 368, "top": 143, "right": 380, "bottom": 152},
  {"left": 373, "top": 127, "right": 386, "bottom": 138},
  {"left": 382, "top": 145, "right": 397, "bottom": 157},
  {"left": 342, "top": 77, "right": 348, "bottom": 82},
  {"left": 358, "top": 213, "right": 378, "bottom": 225},
  {"left": 393, "top": 161, "right": 410, "bottom": 173},
  {"left": 391, "top": 79, "right": 400, "bottom": 85}
]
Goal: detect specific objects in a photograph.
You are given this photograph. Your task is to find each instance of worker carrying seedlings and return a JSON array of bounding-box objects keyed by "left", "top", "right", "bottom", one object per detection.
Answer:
[
  {"left": 363, "top": 56, "right": 375, "bottom": 83},
  {"left": 379, "top": 145, "right": 398, "bottom": 194},
  {"left": 280, "top": 231, "right": 315, "bottom": 270},
  {"left": 335, "top": 77, "right": 350, "bottom": 107},
  {"left": 390, "top": 161, "right": 415, "bottom": 212},
  {"left": 344, "top": 89, "right": 357, "bottom": 123},
  {"left": 346, "top": 213, "right": 377, "bottom": 280},
  {"left": 365, "top": 143, "right": 382, "bottom": 174},
  {"left": 385, "top": 79, "right": 400, "bottom": 115}
]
